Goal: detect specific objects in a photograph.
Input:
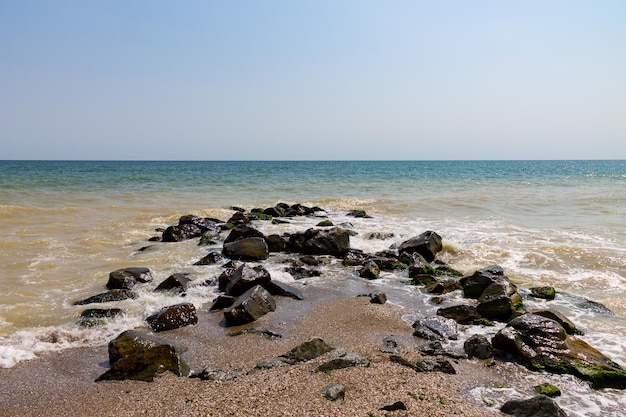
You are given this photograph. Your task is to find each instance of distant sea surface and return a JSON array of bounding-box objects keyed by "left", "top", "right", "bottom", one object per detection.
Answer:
[{"left": 1, "top": 160, "right": 625, "bottom": 414}]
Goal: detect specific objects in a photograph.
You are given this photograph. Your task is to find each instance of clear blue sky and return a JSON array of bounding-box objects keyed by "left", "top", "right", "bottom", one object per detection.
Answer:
[{"left": 1, "top": 1, "right": 625, "bottom": 160}]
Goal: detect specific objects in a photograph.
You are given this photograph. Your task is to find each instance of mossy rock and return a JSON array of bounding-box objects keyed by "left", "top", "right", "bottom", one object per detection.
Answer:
[
  {"left": 530, "top": 286, "right": 556, "bottom": 300},
  {"left": 533, "top": 383, "right": 561, "bottom": 397},
  {"left": 346, "top": 209, "right": 372, "bottom": 218},
  {"left": 410, "top": 274, "right": 438, "bottom": 285},
  {"left": 249, "top": 212, "right": 273, "bottom": 221},
  {"left": 317, "top": 220, "right": 334, "bottom": 227},
  {"left": 272, "top": 218, "right": 290, "bottom": 225}
]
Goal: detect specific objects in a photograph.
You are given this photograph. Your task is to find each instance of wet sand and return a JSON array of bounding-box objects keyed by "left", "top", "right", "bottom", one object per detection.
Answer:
[{"left": 0, "top": 284, "right": 505, "bottom": 416}]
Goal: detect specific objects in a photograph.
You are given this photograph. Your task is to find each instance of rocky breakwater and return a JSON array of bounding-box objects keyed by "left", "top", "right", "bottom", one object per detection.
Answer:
[{"left": 71, "top": 202, "right": 625, "bottom": 414}]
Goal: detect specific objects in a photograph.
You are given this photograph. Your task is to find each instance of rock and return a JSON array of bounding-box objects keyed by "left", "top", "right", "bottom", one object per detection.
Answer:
[
  {"left": 365, "top": 232, "right": 394, "bottom": 240},
  {"left": 413, "top": 358, "right": 456, "bottom": 374},
  {"left": 476, "top": 278, "right": 523, "bottom": 321},
  {"left": 529, "top": 286, "right": 556, "bottom": 300},
  {"left": 208, "top": 295, "right": 236, "bottom": 311},
  {"left": 78, "top": 308, "right": 123, "bottom": 327},
  {"left": 380, "top": 400, "right": 407, "bottom": 411},
  {"left": 398, "top": 231, "right": 442, "bottom": 262},
  {"left": 222, "top": 237, "right": 269, "bottom": 261},
  {"left": 279, "top": 337, "right": 335, "bottom": 364},
  {"left": 369, "top": 290, "right": 387, "bottom": 304},
  {"left": 533, "top": 383, "right": 561, "bottom": 397},
  {"left": 228, "top": 328, "right": 282, "bottom": 340},
  {"left": 425, "top": 279, "right": 461, "bottom": 294},
  {"left": 224, "top": 285, "right": 276, "bottom": 326},
  {"left": 97, "top": 330, "right": 189, "bottom": 382},
  {"left": 146, "top": 303, "right": 198, "bottom": 332},
  {"left": 381, "top": 336, "right": 401, "bottom": 354},
  {"left": 162, "top": 223, "right": 202, "bottom": 242},
  {"left": 285, "top": 266, "right": 321, "bottom": 280},
  {"left": 391, "top": 355, "right": 455, "bottom": 374},
  {"left": 359, "top": 261, "right": 380, "bottom": 279},
  {"left": 321, "top": 383, "right": 345, "bottom": 401},
  {"left": 346, "top": 209, "right": 372, "bottom": 218},
  {"left": 154, "top": 273, "right": 191, "bottom": 294},
  {"left": 224, "top": 224, "right": 264, "bottom": 244},
  {"left": 190, "top": 366, "right": 242, "bottom": 381},
  {"left": 263, "top": 280, "right": 304, "bottom": 300},
  {"left": 226, "top": 211, "right": 250, "bottom": 226},
  {"left": 342, "top": 249, "right": 369, "bottom": 266},
  {"left": 463, "top": 334, "right": 494, "bottom": 359},
  {"left": 492, "top": 314, "right": 626, "bottom": 388},
  {"left": 500, "top": 395, "right": 567, "bottom": 417},
  {"left": 317, "top": 220, "right": 334, "bottom": 227},
  {"left": 418, "top": 341, "right": 466, "bottom": 359},
  {"left": 531, "top": 309, "right": 583, "bottom": 335},
  {"left": 288, "top": 227, "right": 350, "bottom": 257},
  {"left": 313, "top": 347, "right": 370, "bottom": 372},
  {"left": 193, "top": 251, "right": 224, "bottom": 265},
  {"left": 265, "top": 234, "right": 287, "bottom": 252},
  {"left": 412, "top": 316, "right": 458, "bottom": 341},
  {"left": 437, "top": 304, "right": 482, "bottom": 324},
  {"left": 460, "top": 265, "right": 505, "bottom": 298},
  {"left": 106, "top": 267, "right": 153, "bottom": 290},
  {"left": 223, "top": 264, "right": 272, "bottom": 297},
  {"left": 73, "top": 289, "right": 137, "bottom": 305}
]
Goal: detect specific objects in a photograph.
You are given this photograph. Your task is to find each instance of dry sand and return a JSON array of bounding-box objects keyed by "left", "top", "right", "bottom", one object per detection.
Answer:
[{"left": 0, "top": 285, "right": 507, "bottom": 416}]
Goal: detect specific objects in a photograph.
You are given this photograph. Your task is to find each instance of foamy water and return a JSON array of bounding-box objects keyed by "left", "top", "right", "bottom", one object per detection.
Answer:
[{"left": 1, "top": 160, "right": 625, "bottom": 415}]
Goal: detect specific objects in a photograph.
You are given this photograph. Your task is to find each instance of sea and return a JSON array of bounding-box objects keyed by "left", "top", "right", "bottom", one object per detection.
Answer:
[{"left": 0, "top": 160, "right": 625, "bottom": 415}]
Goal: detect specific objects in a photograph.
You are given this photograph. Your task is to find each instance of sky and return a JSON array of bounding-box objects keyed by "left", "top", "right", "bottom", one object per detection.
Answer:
[{"left": 1, "top": 1, "right": 625, "bottom": 160}]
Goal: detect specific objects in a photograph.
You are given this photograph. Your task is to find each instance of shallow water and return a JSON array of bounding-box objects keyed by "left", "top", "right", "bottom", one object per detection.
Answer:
[{"left": 0, "top": 160, "right": 625, "bottom": 415}]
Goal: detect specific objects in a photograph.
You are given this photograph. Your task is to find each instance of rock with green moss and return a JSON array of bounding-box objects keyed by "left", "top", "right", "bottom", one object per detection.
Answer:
[
  {"left": 530, "top": 286, "right": 556, "bottom": 300},
  {"left": 534, "top": 383, "right": 561, "bottom": 397},
  {"left": 492, "top": 314, "right": 626, "bottom": 389},
  {"left": 316, "top": 219, "right": 334, "bottom": 227},
  {"left": 346, "top": 209, "right": 372, "bottom": 218}
]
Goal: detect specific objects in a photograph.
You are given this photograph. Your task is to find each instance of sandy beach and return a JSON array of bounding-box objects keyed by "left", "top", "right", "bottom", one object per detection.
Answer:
[{"left": 0, "top": 283, "right": 507, "bottom": 417}]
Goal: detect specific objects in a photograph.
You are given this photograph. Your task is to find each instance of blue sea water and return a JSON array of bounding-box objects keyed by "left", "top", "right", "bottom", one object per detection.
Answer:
[{"left": 0, "top": 160, "right": 625, "bottom": 415}]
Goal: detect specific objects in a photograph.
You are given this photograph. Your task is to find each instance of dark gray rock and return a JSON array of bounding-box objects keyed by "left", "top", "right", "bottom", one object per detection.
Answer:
[
  {"left": 146, "top": 303, "right": 198, "bottom": 332},
  {"left": 531, "top": 309, "right": 583, "bottom": 335},
  {"left": 224, "top": 224, "right": 264, "bottom": 244},
  {"left": 265, "top": 234, "right": 287, "bottom": 252},
  {"left": 97, "top": 330, "right": 189, "bottom": 382},
  {"left": 342, "top": 249, "right": 369, "bottom": 266},
  {"left": 412, "top": 316, "right": 458, "bottom": 341},
  {"left": 381, "top": 336, "right": 401, "bottom": 354},
  {"left": 263, "top": 280, "right": 304, "bottom": 300},
  {"left": 78, "top": 308, "right": 123, "bottom": 327},
  {"left": 224, "top": 263, "right": 271, "bottom": 297},
  {"left": 224, "top": 285, "right": 276, "bottom": 326},
  {"left": 398, "top": 231, "right": 442, "bottom": 263},
  {"left": 313, "top": 347, "right": 370, "bottom": 372},
  {"left": 380, "top": 400, "right": 407, "bottom": 411},
  {"left": 190, "top": 366, "right": 242, "bottom": 381},
  {"left": 162, "top": 223, "right": 202, "bottom": 242},
  {"left": 222, "top": 237, "right": 269, "bottom": 261},
  {"left": 73, "top": 289, "right": 137, "bottom": 305},
  {"left": 369, "top": 290, "right": 387, "bottom": 304},
  {"left": 208, "top": 295, "right": 236, "bottom": 311},
  {"left": 288, "top": 227, "right": 350, "bottom": 257},
  {"left": 437, "top": 304, "right": 482, "bottom": 324},
  {"left": 500, "top": 395, "right": 567, "bottom": 417},
  {"left": 492, "top": 314, "right": 626, "bottom": 388},
  {"left": 359, "top": 261, "right": 380, "bottom": 279},
  {"left": 279, "top": 337, "right": 335, "bottom": 365},
  {"left": 321, "top": 383, "right": 345, "bottom": 401},
  {"left": 463, "top": 334, "right": 494, "bottom": 359},
  {"left": 460, "top": 265, "right": 504, "bottom": 298},
  {"left": 413, "top": 358, "right": 456, "bottom": 374},
  {"left": 193, "top": 251, "right": 224, "bottom": 265},
  {"left": 154, "top": 273, "right": 191, "bottom": 294},
  {"left": 106, "top": 267, "right": 153, "bottom": 290}
]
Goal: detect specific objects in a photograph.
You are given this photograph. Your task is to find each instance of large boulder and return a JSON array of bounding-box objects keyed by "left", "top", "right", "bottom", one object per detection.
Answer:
[
  {"left": 224, "top": 285, "right": 276, "bottom": 326},
  {"left": 223, "top": 263, "right": 272, "bottom": 297},
  {"left": 460, "top": 265, "right": 505, "bottom": 298},
  {"left": 146, "top": 303, "right": 198, "bottom": 332},
  {"left": 288, "top": 227, "right": 350, "bottom": 257},
  {"left": 96, "top": 330, "right": 189, "bottom": 382},
  {"left": 492, "top": 314, "right": 626, "bottom": 389},
  {"left": 106, "top": 267, "right": 153, "bottom": 290},
  {"left": 222, "top": 237, "right": 269, "bottom": 261},
  {"left": 398, "top": 231, "right": 442, "bottom": 263}
]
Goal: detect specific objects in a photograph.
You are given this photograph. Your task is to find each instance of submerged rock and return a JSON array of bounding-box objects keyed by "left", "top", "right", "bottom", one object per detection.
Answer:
[{"left": 73, "top": 289, "right": 137, "bottom": 305}]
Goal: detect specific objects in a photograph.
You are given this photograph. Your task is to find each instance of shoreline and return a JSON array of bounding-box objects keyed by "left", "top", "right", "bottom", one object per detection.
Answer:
[{"left": 0, "top": 283, "right": 505, "bottom": 417}]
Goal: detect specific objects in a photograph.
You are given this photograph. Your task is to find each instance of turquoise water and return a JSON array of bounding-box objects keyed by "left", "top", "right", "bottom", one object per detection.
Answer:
[{"left": 0, "top": 160, "right": 625, "bottom": 415}]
